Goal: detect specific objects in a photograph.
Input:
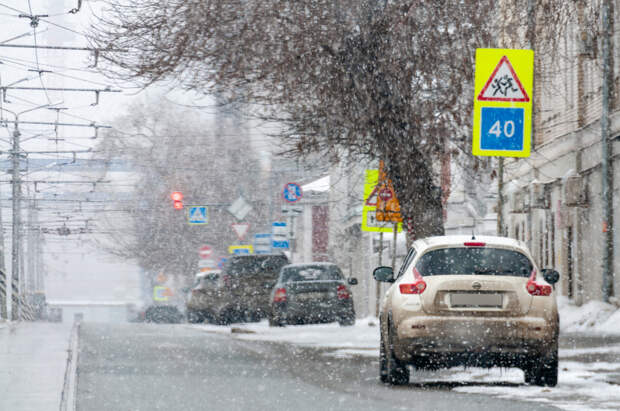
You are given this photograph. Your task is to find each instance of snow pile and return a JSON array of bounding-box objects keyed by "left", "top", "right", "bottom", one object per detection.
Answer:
[{"left": 558, "top": 296, "right": 620, "bottom": 335}]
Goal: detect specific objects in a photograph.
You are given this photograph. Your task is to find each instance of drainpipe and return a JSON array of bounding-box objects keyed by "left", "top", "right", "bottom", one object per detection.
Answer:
[{"left": 601, "top": 0, "right": 615, "bottom": 302}]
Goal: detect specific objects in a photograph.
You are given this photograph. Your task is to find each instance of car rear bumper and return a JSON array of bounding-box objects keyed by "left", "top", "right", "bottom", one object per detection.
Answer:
[
  {"left": 394, "top": 315, "right": 557, "bottom": 358},
  {"left": 274, "top": 300, "right": 353, "bottom": 322}
]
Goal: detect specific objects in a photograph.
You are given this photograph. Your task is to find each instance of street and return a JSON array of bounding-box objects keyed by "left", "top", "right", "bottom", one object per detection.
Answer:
[{"left": 75, "top": 322, "right": 578, "bottom": 411}]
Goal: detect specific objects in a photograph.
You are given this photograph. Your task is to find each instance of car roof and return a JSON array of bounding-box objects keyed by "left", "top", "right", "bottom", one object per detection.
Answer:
[
  {"left": 282, "top": 262, "right": 339, "bottom": 269},
  {"left": 413, "top": 235, "right": 530, "bottom": 254}
]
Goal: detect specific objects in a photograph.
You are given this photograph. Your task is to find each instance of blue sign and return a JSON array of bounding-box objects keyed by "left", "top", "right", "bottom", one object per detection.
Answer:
[
  {"left": 217, "top": 257, "right": 228, "bottom": 269},
  {"left": 282, "top": 182, "right": 303, "bottom": 203},
  {"left": 232, "top": 248, "right": 250, "bottom": 255},
  {"left": 480, "top": 107, "right": 524, "bottom": 151},
  {"left": 272, "top": 222, "right": 289, "bottom": 249},
  {"left": 254, "top": 233, "right": 272, "bottom": 254},
  {"left": 188, "top": 206, "right": 208, "bottom": 225}
]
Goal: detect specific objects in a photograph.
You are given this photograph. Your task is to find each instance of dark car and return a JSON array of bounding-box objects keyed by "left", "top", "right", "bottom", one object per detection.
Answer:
[
  {"left": 188, "top": 254, "right": 290, "bottom": 324},
  {"left": 269, "top": 263, "right": 357, "bottom": 327},
  {"left": 144, "top": 305, "right": 184, "bottom": 323}
]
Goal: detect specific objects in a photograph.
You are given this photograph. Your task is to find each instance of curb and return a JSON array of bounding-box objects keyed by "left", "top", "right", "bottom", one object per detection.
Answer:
[{"left": 59, "top": 320, "right": 80, "bottom": 411}]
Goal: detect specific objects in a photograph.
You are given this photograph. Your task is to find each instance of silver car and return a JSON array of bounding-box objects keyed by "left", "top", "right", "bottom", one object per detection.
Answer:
[{"left": 374, "top": 235, "right": 560, "bottom": 386}]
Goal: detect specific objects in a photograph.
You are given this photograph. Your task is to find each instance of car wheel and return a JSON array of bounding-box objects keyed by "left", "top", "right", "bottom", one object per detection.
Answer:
[
  {"left": 187, "top": 310, "right": 204, "bottom": 324},
  {"left": 384, "top": 322, "right": 409, "bottom": 385},
  {"left": 338, "top": 312, "right": 355, "bottom": 326},
  {"left": 216, "top": 309, "right": 233, "bottom": 325},
  {"left": 525, "top": 343, "right": 558, "bottom": 387}
]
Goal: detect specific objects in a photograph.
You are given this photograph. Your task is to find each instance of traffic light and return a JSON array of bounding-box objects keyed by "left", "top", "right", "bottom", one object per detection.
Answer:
[{"left": 170, "top": 191, "right": 183, "bottom": 209}]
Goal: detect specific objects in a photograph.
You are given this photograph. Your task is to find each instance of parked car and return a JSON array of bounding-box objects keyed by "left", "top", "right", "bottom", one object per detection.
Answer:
[
  {"left": 186, "top": 271, "right": 222, "bottom": 323},
  {"left": 374, "top": 235, "right": 560, "bottom": 387},
  {"left": 186, "top": 254, "right": 290, "bottom": 325},
  {"left": 269, "top": 262, "right": 357, "bottom": 327},
  {"left": 144, "top": 305, "right": 184, "bottom": 323}
]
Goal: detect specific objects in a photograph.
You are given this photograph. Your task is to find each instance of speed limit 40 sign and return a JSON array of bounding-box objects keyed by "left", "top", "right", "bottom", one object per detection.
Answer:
[{"left": 472, "top": 48, "right": 533, "bottom": 158}]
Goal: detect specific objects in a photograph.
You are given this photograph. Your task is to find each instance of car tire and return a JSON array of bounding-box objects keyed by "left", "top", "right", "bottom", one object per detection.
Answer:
[
  {"left": 338, "top": 312, "right": 356, "bottom": 326},
  {"left": 268, "top": 312, "right": 285, "bottom": 327},
  {"left": 383, "top": 323, "right": 409, "bottom": 385},
  {"left": 525, "top": 342, "right": 558, "bottom": 387},
  {"left": 187, "top": 310, "right": 204, "bottom": 324}
]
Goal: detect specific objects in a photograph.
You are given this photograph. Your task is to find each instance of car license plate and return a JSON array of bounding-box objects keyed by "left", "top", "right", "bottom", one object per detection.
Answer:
[
  {"left": 297, "top": 292, "right": 325, "bottom": 300},
  {"left": 450, "top": 293, "right": 502, "bottom": 308}
]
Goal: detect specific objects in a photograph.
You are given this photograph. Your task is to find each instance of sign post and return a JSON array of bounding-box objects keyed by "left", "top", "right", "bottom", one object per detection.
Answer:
[{"left": 472, "top": 48, "right": 534, "bottom": 157}]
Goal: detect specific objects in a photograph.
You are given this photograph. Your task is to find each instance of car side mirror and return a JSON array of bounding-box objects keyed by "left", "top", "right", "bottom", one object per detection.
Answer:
[
  {"left": 542, "top": 268, "right": 560, "bottom": 285},
  {"left": 373, "top": 266, "right": 394, "bottom": 283},
  {"left": 348, "top": 277, "right": 358, "bottom": 285}
]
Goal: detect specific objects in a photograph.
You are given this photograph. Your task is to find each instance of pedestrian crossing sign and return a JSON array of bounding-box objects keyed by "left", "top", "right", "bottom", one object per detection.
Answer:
[
  {"left": 473, "top": 48, "right": 533, "bottom": 157},
  {"left": 188, "top": 206, "right": 208, "bottom": 225}
]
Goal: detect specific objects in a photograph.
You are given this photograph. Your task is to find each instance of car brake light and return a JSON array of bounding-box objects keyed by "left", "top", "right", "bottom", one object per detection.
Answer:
[
  {"left": 464, "top": 242, "right": 486, "bottom": 247},
  {"left": 273, "top": 287, "right": 287, "bottom": 303},
  {"left": 400, "top": 267, "right": 427, "bottom": 294},
  {"left": 337, "top": 284, "right": 350, "bottom": 299},
  {"left": 526, "top": 270, "right": 552, "bottom": 296}
]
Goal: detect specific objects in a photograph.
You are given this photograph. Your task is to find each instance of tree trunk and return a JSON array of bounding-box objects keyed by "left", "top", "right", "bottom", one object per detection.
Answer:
[{"left": 386, "top": 149, "right": 444, "bottom": 242}]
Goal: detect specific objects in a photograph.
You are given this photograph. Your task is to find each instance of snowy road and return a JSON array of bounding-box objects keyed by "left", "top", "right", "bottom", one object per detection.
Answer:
[{"left": 76, "top": 322, "right": 560, "bottom": 411}]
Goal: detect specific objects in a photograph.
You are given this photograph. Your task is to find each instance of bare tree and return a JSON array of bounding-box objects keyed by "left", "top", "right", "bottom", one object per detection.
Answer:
[
  {"left": 96, "top": 98, "right": 267, "bottom": 278},
  {"left": 90, "top": 1, "right": 589, "bottom": 239}
]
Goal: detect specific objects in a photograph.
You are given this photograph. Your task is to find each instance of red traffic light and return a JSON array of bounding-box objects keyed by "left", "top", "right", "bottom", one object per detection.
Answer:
[
  {"left": 173, "top": 200, "right": 183, "bottom": 210},
  {"left": 171, "top": 191, "right": 183, "bottom": 201}
]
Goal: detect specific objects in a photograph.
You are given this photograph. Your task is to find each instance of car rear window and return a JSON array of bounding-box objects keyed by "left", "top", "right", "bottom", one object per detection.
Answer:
[
  {"left": 415, "top": 247, "right": 533, "bottom": 277},
  {"left": 226, "top": 255, "right": 289, "bottom": 275},
  {"left": 280, "top": 265, "right": 343, "bottom": 282}
]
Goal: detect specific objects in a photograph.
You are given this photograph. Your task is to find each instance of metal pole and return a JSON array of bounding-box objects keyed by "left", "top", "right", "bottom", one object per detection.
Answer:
[
  {"left": 391, "top": 223, "right": 398, "bottom": 269},
  {"left": 497, "top": 159, "right": 504, "bottom": 236},
  {"left": 601, "top": 0, "right": 615, "bottom": 302},
  {"left": 10, "top": 124, "right": 21, "bottom": 320},
  {"left": 375, "top": 231, "right": 383, "bottom": 317},
  {"left": 0, "top": 195, "right": 6, "bottom": 319}
]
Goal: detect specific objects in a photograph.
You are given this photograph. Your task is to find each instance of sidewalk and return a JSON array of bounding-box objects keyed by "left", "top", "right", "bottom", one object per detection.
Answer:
[{"left": 0, "top": 321, "right": 72, "bottom": 411}]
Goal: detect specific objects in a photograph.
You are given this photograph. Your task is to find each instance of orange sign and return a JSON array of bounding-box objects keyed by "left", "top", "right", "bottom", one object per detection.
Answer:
[{"left": 376, "top": 162, "right": 402, "bottom": 223}]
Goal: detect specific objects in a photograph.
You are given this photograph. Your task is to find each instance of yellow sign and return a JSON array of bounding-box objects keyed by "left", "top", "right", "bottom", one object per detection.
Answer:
[
  {"left": 472, "top": 48, "right": 534, "bottom": 157},
  {"left": 362, "top": 169, "right": 402, "bottom": 233},
  {"left": 228, "top": 245, "right": 253, "bottom": 255},
  {"left": 153, "top": 286, "right": 173, "bottom": 301},
  {"left": 376, "top": 163, "right": 403, "bottom": 223}
]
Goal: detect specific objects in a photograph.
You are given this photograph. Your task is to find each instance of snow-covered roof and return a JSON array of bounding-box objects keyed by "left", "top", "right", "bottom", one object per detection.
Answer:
[{"left": 302, "top": 175, "right": 330, "bottom": 192}]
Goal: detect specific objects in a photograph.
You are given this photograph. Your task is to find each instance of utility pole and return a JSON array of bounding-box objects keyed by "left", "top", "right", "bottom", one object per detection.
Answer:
[
  {"left": 10, "top": 124, "right": 21, "bottom": 320},
  {"left": 601, "top": 0, "right": 615, "bottom": 302}
]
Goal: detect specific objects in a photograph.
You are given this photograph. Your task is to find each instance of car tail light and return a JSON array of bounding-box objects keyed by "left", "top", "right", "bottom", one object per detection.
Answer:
[
  {"left": 526, "top": 270, "right": 552, "bottom": 296},
  {"left": 400, "top": 267, "right": 427, "bottom": 294},
  {"left": 464, "top": 242, "right": 486, "bottom": 247},
  {"left": 337, "top": 284, "right": 350, "bottom": 299},
  {"left": 273, "top": 287, "right": 287, "bottom": 303}
]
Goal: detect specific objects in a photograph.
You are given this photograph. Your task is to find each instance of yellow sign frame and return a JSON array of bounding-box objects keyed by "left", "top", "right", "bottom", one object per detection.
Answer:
[
  {"left": 473, "top": 48, "right": 534, "bottom": 157},
  {"left": 228, "top": 244, "right": 254, "bottom": 254},
  {"left": 361, "top": 169, "right": 402, "bottom": 233}
]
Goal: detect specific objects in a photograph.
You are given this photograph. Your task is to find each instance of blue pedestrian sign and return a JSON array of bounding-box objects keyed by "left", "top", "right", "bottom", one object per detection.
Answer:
[
  {"left": 188, "top": 206, "right": 208, "bottom": 225},
  {"left": 282, "top": 182, "right": 303, "bottom": 203},
  {"left": 479, "top": 107, "right": 524, "bottom": 151}
]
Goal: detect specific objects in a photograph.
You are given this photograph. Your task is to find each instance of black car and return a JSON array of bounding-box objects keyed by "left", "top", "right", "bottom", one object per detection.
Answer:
[{"left": 269, "top": 263, "right": 357, "bottom": 327}]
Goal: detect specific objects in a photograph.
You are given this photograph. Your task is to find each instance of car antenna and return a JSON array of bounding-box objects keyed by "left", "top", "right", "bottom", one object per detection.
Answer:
[{"left": 471, "top": 231, "right": 476, "bottom": 240}]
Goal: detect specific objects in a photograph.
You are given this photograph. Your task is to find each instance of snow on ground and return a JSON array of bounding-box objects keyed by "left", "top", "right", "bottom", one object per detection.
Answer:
[
  {"left": 557, "top": 296, "right": 620, "bottom": 335},
  {"left": 189, "top": 299, "right": 620, "bottom": 411}
]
